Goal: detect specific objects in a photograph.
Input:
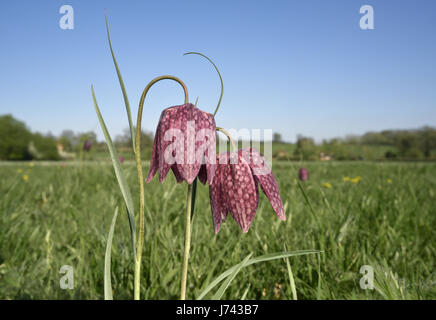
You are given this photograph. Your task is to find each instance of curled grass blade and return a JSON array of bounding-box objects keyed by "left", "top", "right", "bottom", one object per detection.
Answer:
[
  {"left": 184, "top": 52, "right": 223, "bottom": 117},
  {"left": 212, "top": 253, "right": 253, "bottom": 300},
  {"left": 91, "top": 85, "right": 136, "bottom": 259},
  {"left": 104, "top": 10, "right": 136, "bottom": 152},
  {"left": 197, "top": 249, "right": 322, "bottom": 300},
  {"left": 104, "top": 206, "right": 119, "bottom": 300}
]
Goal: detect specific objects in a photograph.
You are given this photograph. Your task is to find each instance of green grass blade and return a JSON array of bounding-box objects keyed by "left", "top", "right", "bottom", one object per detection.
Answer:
[
  {"left": 316, "top": 253, "right": 322, "bottom": 300},
  {"left": 104, "top": 206, "right": 119, "bottom": 300},
  {"left": 197, "top": 249, "right": 321, "bottom": 300},
  {"left": 91, "top": 85, "right": 136, "bottom": 259},
  {"left": 212, "top": 253, "right": 253, "bottom": 300},
  {"left": 104, "top": 10, "right": 136, "bottom": 153},
  {"left": 297, "top": 181, "right": 322, "bottom": 229},
  {"left": 285, "top": 256, "right": 297, "bottom": 300},
  {"left": 183, "top": 52, "right": 224, "bottom": 117},
  {"left": 241, "top": 284, "right": 251, "bottom": 300}
]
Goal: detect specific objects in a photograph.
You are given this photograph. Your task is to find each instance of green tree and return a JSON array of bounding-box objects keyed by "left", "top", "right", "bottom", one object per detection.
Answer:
[
  {"left": 273, "top": 132, "right": 282, "bottom": 143},
  {"left": 294, "top": 135, "right": 317, "bottom": 160},
  {"left": 0, "top": 115, "right": 32, "bottom": 160},
  {"left": 31, "top": 133, "right": 60, "bottom": 160},
  {"left": 0, "top": 114, "right": 59, "bottom": 160}
]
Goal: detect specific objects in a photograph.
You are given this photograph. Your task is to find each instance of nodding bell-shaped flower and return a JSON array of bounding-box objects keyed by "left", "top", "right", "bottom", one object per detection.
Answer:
[
  {"left": 209, "top": 148, "right": 286, "bottom": 233},
  {"left": 146, "top": 103, "right": 217, "bottom": 185},
  {"left": 298, "top": 168, "right": 309, "bottom": 181},
  {"left": 83, "top": 140, "right": 92, "bottom": 152}
]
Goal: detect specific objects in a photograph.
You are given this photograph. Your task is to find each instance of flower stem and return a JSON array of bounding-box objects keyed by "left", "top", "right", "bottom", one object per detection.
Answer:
[
  {"left": 134, "top": 131, "right": 145, "bottom": 300},
  {"left": 216, "top": 126, "right": 237, "bottom": 151},
  {"left": 134, "top": 75, "right": 189, "bottom": 300},
  {"left": 180, "top": 183, "right": 193, "bottom": 300}
]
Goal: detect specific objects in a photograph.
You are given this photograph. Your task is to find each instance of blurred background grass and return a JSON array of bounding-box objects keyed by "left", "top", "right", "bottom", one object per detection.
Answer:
[{"left": 1, "top": 161, "right": 435, "bottom": 299}]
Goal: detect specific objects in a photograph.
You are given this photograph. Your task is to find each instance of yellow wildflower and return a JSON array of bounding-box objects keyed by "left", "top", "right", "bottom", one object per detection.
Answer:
[
  {"left": 29, "top": 162, "right": 35, "bottom": 167},
  {"left": 322, "top": 182, "right": 332, "bottom": 189},
  {"left": 343, "top": 176, "right": 350, "bottom": 182},
  {"left": 22, "top": 175, "right": 29, "bottom": 182},
  {"left": 387, "top": 178, "right": 392, "bottom": 184},
  {"left": 351, "top": 176, "right": 361, "bottom": 184},
  {"left": 17, "top": 169, "right": 23, "bottom": 173}
]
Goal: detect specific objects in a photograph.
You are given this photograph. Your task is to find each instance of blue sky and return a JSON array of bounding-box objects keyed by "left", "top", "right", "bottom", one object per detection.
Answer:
[{"left": 1, "top": 0, "right": 435, "bottom": 142}]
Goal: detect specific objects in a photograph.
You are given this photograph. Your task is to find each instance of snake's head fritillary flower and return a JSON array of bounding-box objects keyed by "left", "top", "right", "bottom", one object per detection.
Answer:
[
  {"left": 83, "top": 140, "right": 92, "bottom": 152},
  {"left": 210, "top": 148, "right": 285, "bottom": 233},
  {"left": 119, "top": 156, "right": 124, "bottom": 163},
  {"left": 298, "top": 168, "right": 309, "bottom": 181},
  {"left": 146, "top": 103, "right": 217, "bottom": 185}
]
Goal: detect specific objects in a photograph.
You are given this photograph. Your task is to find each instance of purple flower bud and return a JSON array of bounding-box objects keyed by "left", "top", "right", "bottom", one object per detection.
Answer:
[
  {"left": 209, "top": 148, "right": 285, "bottom": 233},
  {"left": 83, "top": 140, "right": 92, "bottom": 152},
  {"left": 119, "top": 156, "right": 124, "bottom": 163},
  {"left": 146, "top": 103, "right": 217, "bottom": 185},
  {"left": 298, "top": 168, "right": 309, "bottom": 181}
]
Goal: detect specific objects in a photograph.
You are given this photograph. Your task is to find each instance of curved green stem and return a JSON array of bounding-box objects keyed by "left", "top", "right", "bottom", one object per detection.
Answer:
[
  {"left": 183, "top": 52, "right": 223, "bottom": 117},
  {"left": 216, "top": 126, "right": 237, "bottom": 152},
  {"left": 134, "top": 75, "right": 188, "bottom": 300}
]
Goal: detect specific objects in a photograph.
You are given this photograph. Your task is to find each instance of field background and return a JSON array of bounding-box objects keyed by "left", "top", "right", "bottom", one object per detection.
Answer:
[{"left": 0, "top": 160, "right": 435, "bottom": 300}]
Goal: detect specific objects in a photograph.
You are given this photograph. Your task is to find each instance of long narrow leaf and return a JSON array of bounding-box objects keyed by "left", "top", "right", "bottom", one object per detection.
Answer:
[
  {"left": 197, "top": 249, "right": 321, "bottom": 300},
  {"left": 316, "top": 253, "right": 322, "bottom": 300},
  {"left": 104, "top": 206, "right": 119, "bottom": 300},
  {"left": 212, "top": 253, "right": 252, "bottom": 300},
  {"left": 285, "top": 256, "right": 298, "bottom": 300},
  {"left": 104, "top": 10, "right": 136, "bottom": 152},
  {"left": 91, "top": 85, "right": 136, "bottom": 259},
  {"left": 241, "top": 284, "right": 251, "bottom": 300}
]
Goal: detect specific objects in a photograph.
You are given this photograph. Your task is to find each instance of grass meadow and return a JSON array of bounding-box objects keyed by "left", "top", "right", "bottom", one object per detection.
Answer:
[{"left": 0, "top": 160, "right": 435, "bottom": 299}]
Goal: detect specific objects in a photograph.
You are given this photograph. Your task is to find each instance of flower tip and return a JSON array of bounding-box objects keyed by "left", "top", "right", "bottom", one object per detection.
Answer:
[
  {"left": 240, "top": 221, "right": 253, "bottom": 233},
  {"left": 214, "top": 222, "right": 221, "bottom": 234},
  {"left": 145, "top": 171, "right": 155, "bottom": 183},
  {"left": 186, "top": 177, "right": 196, "bottom": 185}
]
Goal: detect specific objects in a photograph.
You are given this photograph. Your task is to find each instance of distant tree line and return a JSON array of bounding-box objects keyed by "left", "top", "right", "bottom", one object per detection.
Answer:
[
  {"left": 288, "top": 127, "right": 436, "bottom": 161},
  {"left": 0, "top": 114, "right": 154, "bottom": 161},
  {"left": 0, "top": 115, "right": 59, "bottom": 160},
  {"left": 1, "top": 114, "right": 436, "bottom": 161},
  {"left": 52, "top": 124, "right": 154, "bottom": 160}
]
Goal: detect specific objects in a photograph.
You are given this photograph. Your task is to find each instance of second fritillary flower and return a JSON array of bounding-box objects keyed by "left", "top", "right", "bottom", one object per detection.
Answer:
[{"left": 209, "top": 148, "right": 286, "bottom": 233}]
